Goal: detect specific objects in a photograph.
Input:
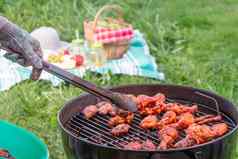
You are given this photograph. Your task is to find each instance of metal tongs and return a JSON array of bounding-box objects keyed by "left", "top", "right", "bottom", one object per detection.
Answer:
[
  {"left": 1, "top": 45, "right": 137, "bottom": 112},
  {"left": 42, "top": 61, "right": 138, "bottom": 112}
]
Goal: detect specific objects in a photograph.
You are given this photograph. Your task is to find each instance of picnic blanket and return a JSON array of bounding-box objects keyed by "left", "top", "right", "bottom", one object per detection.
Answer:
[{"left": 0, "top": 30, "right": 164, "bottom": 91}]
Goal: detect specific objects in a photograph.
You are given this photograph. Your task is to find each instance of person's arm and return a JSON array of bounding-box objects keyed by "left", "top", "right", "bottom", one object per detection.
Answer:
[{"left": 0, "top": 16, "right": 42, "bottom": 80}]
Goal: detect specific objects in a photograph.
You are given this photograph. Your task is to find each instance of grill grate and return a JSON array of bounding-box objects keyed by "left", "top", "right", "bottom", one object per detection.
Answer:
[{"left": 66, "top": 99, "right": 236, "bottom": 150}]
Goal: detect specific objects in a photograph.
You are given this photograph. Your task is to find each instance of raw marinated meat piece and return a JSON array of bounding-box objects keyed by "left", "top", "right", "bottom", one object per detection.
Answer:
[
  {"left": 82, "top": 105, "right": 98, "bottom": 119},
  {"left": 111, "top": 124, "right": 130, "bottom": 136},
  {"left": 140, "top": 115, "right": 158, "bottom": 129}
]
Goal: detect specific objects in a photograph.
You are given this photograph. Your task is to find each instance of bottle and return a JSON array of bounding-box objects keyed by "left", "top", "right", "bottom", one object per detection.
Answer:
[
  {"left": 68, "top": 30, "right": 85, "bottom": 57},
  {"left": 88, "top": 42, "right": 107, "bottom": 67}
]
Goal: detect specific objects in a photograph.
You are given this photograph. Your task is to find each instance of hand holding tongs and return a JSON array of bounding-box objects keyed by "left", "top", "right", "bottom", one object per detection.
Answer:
[{"left": 0, "top": 16, "right": 137, "bottom": 112}]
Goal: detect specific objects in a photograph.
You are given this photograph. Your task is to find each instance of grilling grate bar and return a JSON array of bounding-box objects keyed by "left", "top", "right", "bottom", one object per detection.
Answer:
[
  {"left": 95, "top": 115, "right": 161, "bottom": 142},
  {"left": 66, "top": 99, "right": 236, "bottom": 150},
  {"left": 73, "top": 114, "right": 160, "bottom": 145},
  {"left": 72, "top": 115, "right": 153, "bottom": 147},
  {"left": 69, "top": 118, "right": 125, "bottom": 148}
]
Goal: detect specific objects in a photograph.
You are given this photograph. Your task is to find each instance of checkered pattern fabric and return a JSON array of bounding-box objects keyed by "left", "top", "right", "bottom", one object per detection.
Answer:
[{"left": 94, "top": 27, "right": 134, "bottom": 43}]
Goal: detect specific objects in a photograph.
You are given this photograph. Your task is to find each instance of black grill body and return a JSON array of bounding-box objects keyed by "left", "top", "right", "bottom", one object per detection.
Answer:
[{"left": 58, "top": 85, "right": 238, "bottom": 159}]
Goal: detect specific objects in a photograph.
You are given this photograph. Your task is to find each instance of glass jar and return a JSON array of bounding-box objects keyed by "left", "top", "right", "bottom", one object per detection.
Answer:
[
  {"left": 68, "top": 39, "right": 84, "bottom": 55},
  {"left": 86, "top": 42, "right": 107, "bottom": 67},
  {"left": 68, "top": 30, "right": 86, "bottom": 59}
]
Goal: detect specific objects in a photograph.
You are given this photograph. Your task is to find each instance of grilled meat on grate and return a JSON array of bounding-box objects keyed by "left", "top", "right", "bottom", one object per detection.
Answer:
[{"left": 79, "top": 92, "right": 230, "bottom": 150}]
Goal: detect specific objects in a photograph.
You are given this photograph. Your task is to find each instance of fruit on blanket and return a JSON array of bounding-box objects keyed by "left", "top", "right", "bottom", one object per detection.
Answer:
[
  {"left": 63, "top": 50, "right": 70, "bottom": 55},
  {"left": 59, "top": 56, "right": 76, "bottom": 69},
  {"left": 47, "top": 49, "right": 84, "bottom": 68},
  {"left": 73, "top": 55, "right": 84, "bottom": 67},
  {"left": 48, "top": 54, "right": 64, "bottom": 63}
]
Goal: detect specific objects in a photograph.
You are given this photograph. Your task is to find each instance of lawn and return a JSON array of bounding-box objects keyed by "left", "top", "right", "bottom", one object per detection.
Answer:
[{"left": 0, "top": 0, "right": 238, "bottom": 159}]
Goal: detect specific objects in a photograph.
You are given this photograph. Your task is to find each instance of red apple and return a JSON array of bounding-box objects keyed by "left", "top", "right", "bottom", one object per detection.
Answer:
[
  {"left": 73, "top": 55, "right": 84, "bottom": 67},
  {"left": 63, "top": 49, "right": 70, "bottom": 55}
]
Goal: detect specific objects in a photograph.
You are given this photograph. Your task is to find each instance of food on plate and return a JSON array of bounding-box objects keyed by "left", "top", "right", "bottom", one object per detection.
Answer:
[
  {"left": 46, "top": 49, "right": 84, "bottom": 68},
  {"left": 140, "top": 115, "right": 158, "bottom": 129},
  {"left": 111, "top": 123, "right": 130, "bottom": 136},
  {"left": 82, "top": 105, "right": 98, "bottom": 119}
]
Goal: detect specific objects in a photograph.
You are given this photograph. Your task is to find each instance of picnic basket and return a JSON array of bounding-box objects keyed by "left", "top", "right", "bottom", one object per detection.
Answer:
[{"left": 84, "top": 5, "right": 134, "bottom": 59}]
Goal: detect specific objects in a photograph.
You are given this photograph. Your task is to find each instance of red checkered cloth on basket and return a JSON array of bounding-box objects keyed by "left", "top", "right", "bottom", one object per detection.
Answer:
[{"left": 94, "top": 27, "right": 134, "bottom": 43}]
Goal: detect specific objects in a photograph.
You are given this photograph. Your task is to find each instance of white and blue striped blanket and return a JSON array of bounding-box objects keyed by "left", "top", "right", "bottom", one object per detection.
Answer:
[{"left": 0, "top": 30, "right": 164, "bottom": 91}]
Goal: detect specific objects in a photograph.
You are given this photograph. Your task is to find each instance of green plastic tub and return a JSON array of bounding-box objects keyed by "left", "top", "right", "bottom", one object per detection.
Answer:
[{"left": 0, "top": 120, "right": 49, "bottom": 159}]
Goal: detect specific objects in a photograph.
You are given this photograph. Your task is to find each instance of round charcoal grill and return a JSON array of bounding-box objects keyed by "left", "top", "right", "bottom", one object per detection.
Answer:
[{"left": 58, "top": 84, "right": 238, "bottom": 159}]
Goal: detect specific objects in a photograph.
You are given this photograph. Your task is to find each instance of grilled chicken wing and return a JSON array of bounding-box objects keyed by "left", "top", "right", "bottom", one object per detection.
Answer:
[
  {"left": 108, "top": 115, "right": 126, "bottom": 127},
  {"left": 157, "top": 111, "right": 177, "bottom": 129},
  {"left": 97, "top": 102, "right": 113, "bottom": 115},
  {"left": 171, "top": 114, "right": 222, "bottom": 130},
  {"left": 140, "top": 103, "right": 166, "bottom": 116},
  {"left": 137, "top": 93, "right": 166, "bottom": 109},
  {"left": 108, "top": 112, "right": 134, "bottom": 127},
  {"left": 186, "top": 124, "right": 214, "bottom": 144},
  {"left": 174, "top": 123, "right": 228, "bottom": 148},
  {"left": 158, "top": 126, "right": 179, "bottom": 150},
  {"left": 210, "top": 123, "right": 228, "bottom": 137},
  {"left": 82, "top": 105, "right": 98, "bottom": 119},
  {"left": 165, "top": 103, "right": 198, "bottom": 115},
  {"left": 124, "top": 141, "right": 142, "bottom": 150},
  {"left": 111, "top": 124, "right": 130, "bottom": 136},
  {"left": 154, "top": 93, "right": 166, "bottom": 105},
  {"left": 172, "top": 113, "right": 195, "bottom": 129},
  {"left": 140, "top": 115, "right": 158, "bottom": 129},
  {"left": 194, "top": 115, "right": 214, "bottom": 123},
  {"left": 173, "top": 136, "right": 196, "bottom": 148},
  {"left": 142, "top": 139, "right": 157, "bottom": 150},
  {"left": 124, "top": 139, "right": 156, "bottom": 151},
  {"left": 137, "top": 95, "right": 156, "bottom": 108},
  {"left": 196, "top": 115, "right": 222, "bottom": 125}
]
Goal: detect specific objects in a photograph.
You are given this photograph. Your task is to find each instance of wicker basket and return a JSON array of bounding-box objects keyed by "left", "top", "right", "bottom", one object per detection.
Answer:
[{"left": 84, "top": 5, "right": 133, "bottom": 59}]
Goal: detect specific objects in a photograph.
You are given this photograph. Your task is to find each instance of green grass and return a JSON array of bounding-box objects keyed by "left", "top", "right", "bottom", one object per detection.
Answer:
[{"left": 1, "top": 0, "right": 238, "bottom": 158}]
